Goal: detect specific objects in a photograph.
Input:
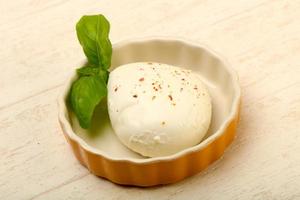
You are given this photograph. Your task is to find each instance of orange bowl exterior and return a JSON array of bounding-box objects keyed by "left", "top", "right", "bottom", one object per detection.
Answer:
[{"left": 59, "top": 103, "right": 240, "bottom": 187}]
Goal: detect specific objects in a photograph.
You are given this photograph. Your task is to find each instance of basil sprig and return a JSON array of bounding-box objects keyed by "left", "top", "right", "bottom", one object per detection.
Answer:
[{"left": 69, "top": 14, "right": 112, "bottom": 129}]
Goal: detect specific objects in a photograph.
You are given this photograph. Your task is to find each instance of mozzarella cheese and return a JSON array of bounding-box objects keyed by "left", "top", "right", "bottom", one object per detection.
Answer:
[{"left": 107, "top": 62, "right": 212, "bottom": 157}]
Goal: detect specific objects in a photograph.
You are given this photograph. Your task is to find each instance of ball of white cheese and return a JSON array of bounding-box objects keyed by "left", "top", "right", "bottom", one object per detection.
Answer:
[{"left": 107, "top": 62, "right": 212, "bottom": 157}]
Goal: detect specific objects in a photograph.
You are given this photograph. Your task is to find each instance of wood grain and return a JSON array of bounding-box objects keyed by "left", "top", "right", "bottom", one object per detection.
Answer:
[{"left": 0, "top": 0, "right": 299, "bottom": 199}]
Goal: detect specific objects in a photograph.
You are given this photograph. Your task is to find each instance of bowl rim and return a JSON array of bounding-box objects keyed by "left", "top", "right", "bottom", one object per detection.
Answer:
[{"left": 58, "top": 36, "right": 241, "bottom": 164}]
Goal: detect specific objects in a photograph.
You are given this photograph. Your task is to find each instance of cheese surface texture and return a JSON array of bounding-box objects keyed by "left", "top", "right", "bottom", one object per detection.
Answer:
[{"left": 107, "top": 62, "right": 212, "bottom": 157}]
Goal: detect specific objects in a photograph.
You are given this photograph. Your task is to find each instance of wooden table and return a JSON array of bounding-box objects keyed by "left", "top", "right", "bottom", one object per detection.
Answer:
[{"left": 1, "top": 0, "right": 300, "bottom": 199}]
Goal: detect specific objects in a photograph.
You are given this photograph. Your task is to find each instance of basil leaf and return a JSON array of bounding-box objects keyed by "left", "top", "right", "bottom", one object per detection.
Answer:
[
  {"left": 77, "top": 66, "right": 109, "bottom": 83},
  {"left": 76, "top": 15, "right": 112, "bottom": 69},
  {"left": 77, "top": 66, "right": 99, "bottom": 76},
  {"left": 70, "top": 75, "right": 107, "bottom": 129}
]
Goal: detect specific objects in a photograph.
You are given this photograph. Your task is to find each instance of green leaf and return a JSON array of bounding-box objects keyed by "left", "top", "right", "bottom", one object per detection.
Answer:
[
  {"left": 76, "top": 14, "right": 112, "bottom": 69},
  {"left": 70, "top": 75, "right": 107, "bottom": 129},
  {"left": 77, "top": 65, "right": 99, "bottom": 76},
  {"left": 77, "top": 66, "right": 109, "bottom": 83}
]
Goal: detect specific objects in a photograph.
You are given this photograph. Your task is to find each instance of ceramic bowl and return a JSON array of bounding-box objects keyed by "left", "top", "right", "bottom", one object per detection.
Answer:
[{"left": 58, "top": 37, "right": 241, "bottom": 186}]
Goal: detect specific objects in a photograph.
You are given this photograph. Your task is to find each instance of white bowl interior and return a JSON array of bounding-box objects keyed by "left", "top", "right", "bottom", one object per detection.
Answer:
[{"left": 68, "top": 39, "right": 237, "bottom": 159}]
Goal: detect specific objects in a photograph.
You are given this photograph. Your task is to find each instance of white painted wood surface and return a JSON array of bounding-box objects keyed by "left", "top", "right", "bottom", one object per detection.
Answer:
[{"left": 1, "top": 0, "right": 300, "bottom": 199}]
